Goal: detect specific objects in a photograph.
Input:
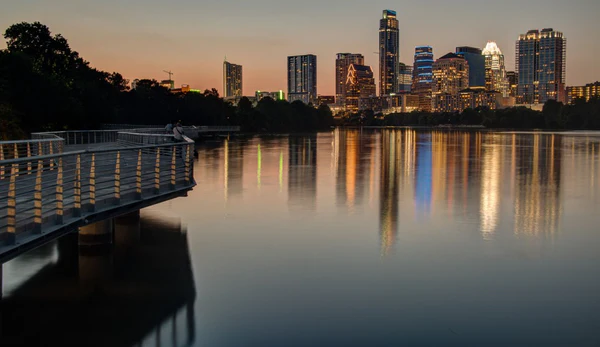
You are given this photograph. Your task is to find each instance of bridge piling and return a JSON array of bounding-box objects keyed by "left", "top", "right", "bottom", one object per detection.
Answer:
[{"left": 78, "top": 218, "right": 114, "bottom": 283}]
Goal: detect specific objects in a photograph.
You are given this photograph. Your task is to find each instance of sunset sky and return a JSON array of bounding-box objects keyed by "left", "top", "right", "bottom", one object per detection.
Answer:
[{"left": 3, "top": 0, "right": 599, "bottom": 96}]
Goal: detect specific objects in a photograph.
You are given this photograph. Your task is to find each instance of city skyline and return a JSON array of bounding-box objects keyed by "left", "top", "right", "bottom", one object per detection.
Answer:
[{"left": 3, "top": 0, "right": 599, "bottom": 95}]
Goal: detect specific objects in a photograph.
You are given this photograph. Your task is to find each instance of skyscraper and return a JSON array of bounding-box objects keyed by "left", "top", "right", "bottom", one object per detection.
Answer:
[
  {"left": 336, "top": 53, "right": 365, "bottom": 107},
  {"left": 412, "top": 46, "right": 434, "bottom": 111},
  {"left": 506, "top": 71, "right": 518, "bottom": 97},
  {"left": 287, "top": 54, "right": 317, "bottom": 104},
  {"left": 379, "top": 10, "right": 399, "bottom": 96},
  {"left": 432, "top": 53, "right": 469, "bottom": 112},
  {"left": 398, "top": 63, "right": 413, "bottom": 93},
  {"left": 456, "top": 46, "right": 485, "bottom": 87},
  {"left": 223, "top": 60, "right": 242, "bottom": 98},
  {"left": 345, "top": 64, "right": 376, "bottom": 112},
  {"left": 482, "top": 41, "right": 509, "bottom": 97},
  {"left": 516, "top": 29, "right": 567, "bottom": 104}
]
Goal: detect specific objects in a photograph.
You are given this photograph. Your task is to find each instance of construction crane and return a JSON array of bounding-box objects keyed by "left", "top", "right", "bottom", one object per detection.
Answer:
[{"left": 163, "top": 70, "right": 174, "bottom": 81}]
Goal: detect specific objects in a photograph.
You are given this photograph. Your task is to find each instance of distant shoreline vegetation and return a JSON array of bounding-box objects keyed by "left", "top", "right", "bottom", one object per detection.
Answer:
[
  {"left": 1, "top": 22, "right": 598, "bottom": 141},
  {"left": 337, "top": 101, "right": 600, "bottom": 130}
]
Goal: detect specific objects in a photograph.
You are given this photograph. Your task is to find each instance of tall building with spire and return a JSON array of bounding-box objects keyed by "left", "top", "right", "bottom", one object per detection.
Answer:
[
  {"left": 379, "top": 10, "right": 399, "bottom": 96},
  {"left": 482, "top": 42, "right": 509, "bottom": 97},
  {"left": 223, "top": 59, "right": 243, "bottom": 98},
  {"left": 516, "top": 29, "right": 567, "bottom": 104},
  {"left": 335, "top": 53, "right": 365, "bottom": 108}
]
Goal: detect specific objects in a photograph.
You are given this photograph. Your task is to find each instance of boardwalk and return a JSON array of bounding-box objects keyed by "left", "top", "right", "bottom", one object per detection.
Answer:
[{"left": 0, "top": 127, "right": 236, "bottom": 263}]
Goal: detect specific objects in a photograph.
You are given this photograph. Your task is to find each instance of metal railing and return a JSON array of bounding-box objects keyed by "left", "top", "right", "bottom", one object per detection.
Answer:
[
  {"left": 0, "top": 138, "right": 65, "bottom": 164},
  {"left": 0, "top": 129, "right": 195, "bottom": 251},
  {"left": 32, "top": 130, "right": 121, "bottom": 146}
]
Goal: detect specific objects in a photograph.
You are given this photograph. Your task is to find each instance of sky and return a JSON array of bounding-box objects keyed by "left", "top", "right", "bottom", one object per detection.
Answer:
[{"left": 3, "top": 0, "right": 600, "bottom": 96}]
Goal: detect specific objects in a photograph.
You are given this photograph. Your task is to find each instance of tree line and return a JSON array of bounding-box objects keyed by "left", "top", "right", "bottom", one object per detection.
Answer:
[
  {"left": 340, "top": 98, "right": 600, "bottom": 130},
  {"left": 0, "top": 22, "right": 334, "bottom": 140}
]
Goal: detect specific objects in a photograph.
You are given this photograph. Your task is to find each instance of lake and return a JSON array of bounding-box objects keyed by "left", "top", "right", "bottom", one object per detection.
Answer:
[{"left": 2, "top": 128, "right": 600, "bottom": 346}]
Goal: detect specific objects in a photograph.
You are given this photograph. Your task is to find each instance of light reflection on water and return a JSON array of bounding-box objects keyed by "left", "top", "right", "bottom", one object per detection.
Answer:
[{"left": 3, "top": 129, "right": 600, "bottom": 346}]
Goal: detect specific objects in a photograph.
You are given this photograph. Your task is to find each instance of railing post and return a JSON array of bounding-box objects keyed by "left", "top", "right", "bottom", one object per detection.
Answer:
[
  {"left": 27, "top": 142, "right": 32, "bottom": 174},
  {"left": 49, "top": 142, "right": 54, "bottom": 170},
  {"left": 13, "top": 143, "right": 19, "bottom": 175},
  {"left": 74, "top": 154, "right": 82, "bottom": 217},
  {"left": 114, "top": 151, "right": 121, "bottom": 204},
  {"left": 56, "top": 157, "right": 64, "bottom": 224},
  {"left": 136, "top": 150, "right": 142, "bottom": 199},
  {"left": 0, "top": 144, "right": 4, "bottom": 179},
  {"left": 171, "top": 146, "right": 176, "bottom": 189},
  {"left": 185, "top": 144, "right": 191, "bottom": 184},
  {"left": 89, "top": 154, "right": 96, "bottom": 212},
  {"left": 7, "top": 164, "right": 17, "bottom": 244},
  {"left": 33, "top": 159, "right": 43, "bottom": 234},
  {"left": 154, "top": 148, "right": 161, "bottom": 194}
]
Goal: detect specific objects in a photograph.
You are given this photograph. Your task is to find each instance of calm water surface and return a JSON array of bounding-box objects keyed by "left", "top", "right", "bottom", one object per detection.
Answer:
[{"left": 2, "top": 129, "right": 600, "bottom": 346}]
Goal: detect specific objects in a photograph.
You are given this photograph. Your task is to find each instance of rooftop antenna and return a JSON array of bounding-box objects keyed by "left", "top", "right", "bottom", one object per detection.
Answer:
[{"left": 163, "top": 70, "right": 174, "bottom": 81}]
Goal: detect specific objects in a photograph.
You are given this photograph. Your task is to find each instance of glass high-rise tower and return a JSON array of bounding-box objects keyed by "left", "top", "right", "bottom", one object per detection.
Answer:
[
  {"left": 288, "top": 54, "right": 317, "bottom": 104},
  {"left": 516, "top": 28, "right": 567, "bottom": 104},
  {"left": 223, "top": 60, "right": 242, "bottom": 98},
  {"left": 412, "top": 46, "right": 434, "bottom": 111},
  {"left": 336, "top": 53, "right": 365, "bottom": 107},
  {"left": 379, "top": 10, "right": 399, "bottom": 96},
  {"left": 398, "top": 63, "right": 413, "bottom": 93},
  {"left": 456, "top": 46, "right": 485, "bottom": 87}
]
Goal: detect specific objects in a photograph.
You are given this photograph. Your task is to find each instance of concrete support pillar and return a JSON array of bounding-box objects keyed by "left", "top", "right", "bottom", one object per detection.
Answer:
[
  {"left": 114, "top": 211, "right": 141, "bottom": 262},
  {"left": 115, "top": 211, "right": 141, "bottom": 248},
  {"left": 78, "top": 218, "right": 114, "bottom": 283},
  {"left": 79, "top": 218, "right": 114, "bottom": 250}
]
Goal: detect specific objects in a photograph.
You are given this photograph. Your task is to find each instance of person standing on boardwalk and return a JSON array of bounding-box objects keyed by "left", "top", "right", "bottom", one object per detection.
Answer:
[{"left": 173, "top": 121, "right": 184, "bottom": 142}]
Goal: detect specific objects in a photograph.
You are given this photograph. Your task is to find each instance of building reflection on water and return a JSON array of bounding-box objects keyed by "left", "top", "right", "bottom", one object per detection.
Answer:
[
  {"left": 379, "top": 130, "right": 401, "bottom": 255},
  {"left": 512, "top": 134, "right": 562, "bottom": 239},
  {"left": 0, "top": 212, "right": 196, "bottom": 347},
  {"left": 288, "top": 136, "right": 317, "bottom": 210},
  {"left": 211, "top": 130, "right": 568, "bottom": 256},
  {"left": 224, "top": 138, "right": 244, "bottom": 200},
  {"left": 334, "top": 129, "right": 375, "bottom": 211}
]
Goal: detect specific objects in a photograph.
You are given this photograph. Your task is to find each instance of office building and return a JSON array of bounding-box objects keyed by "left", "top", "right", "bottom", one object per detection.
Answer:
[
  {"left": 398, "top": 63, "right": 413, "bottom": 93},
  {"left": 432, "top": 53, "right": 469, "bottom": 112},
  {"left": 288, "top": 54, "right": 317, "bottom": 104},
  {"left": 223, "top": 60, "right": 242, "bottom": 98},
  {"left": 456, "top": 46, "right": 485, "bottom": 87},
  {"left": 412, "top": 46, "right": 434, "bottom": 111},
  {"left": 507, "top": 71, "right": 518, "bottom": 97},
  {"left": 346, "top": 64, "right": 377, "bottom": 112},
  {"left": 336, "top": 53, "right": 365, "bottom": 107},
  {"left": 516, "top": 28, "right": 567, "bottom": 104},
  {"left": 482, "top": 41, "right": 509, "bottom": 97},
  {"left": 566, "top": 82, "right": 600, "bottom": 104},
  {"left": 256, "top": 90, "right": 285, "bottom": 101},
  {"left": 379, "top": 10, "right": 399, "bottom": 96},
  {"left": 317, "top": 95, "right": 336, "bottom": 105},
  {"left": 433, "top": 53, "right": 469, "bottom": 95},
  {"left": 459, "top": 87, "right": 501, "bottom": 110}
]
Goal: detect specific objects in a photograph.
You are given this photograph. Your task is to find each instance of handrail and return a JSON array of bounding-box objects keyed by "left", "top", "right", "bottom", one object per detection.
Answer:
[
  {"left": 0, "top": 128, "right": 196, "bottom": 253},
  {"left": 0, "top": 138, "right": 63, "bottom": 145}
]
